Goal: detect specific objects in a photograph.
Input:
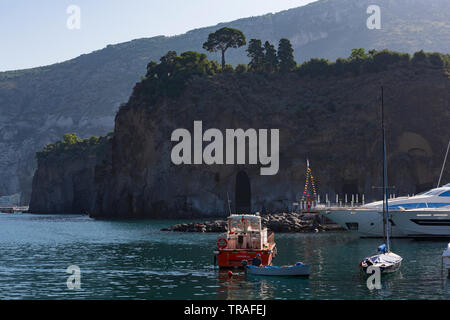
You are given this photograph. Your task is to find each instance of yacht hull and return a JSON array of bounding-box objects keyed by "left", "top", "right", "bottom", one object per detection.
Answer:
[
  {"left": 319, "top": 207, "right": 406, "bottom": 237},
  {"left": 390, "top": 209, "right": 450, "bottom": 237}
]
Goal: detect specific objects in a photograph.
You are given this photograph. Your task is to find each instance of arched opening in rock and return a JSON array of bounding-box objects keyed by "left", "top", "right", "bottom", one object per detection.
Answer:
[{"left": 235, "top": 171, "right": 251, "bottom": 214}]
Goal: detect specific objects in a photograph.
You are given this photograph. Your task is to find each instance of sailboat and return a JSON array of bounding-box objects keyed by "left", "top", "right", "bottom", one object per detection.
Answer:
[{"left": 359, "top": 87, "right": 403, "bottom": 274}]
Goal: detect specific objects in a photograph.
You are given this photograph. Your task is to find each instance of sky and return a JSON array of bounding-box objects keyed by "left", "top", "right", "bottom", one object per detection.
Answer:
[{"left": 0, "top": 0, "right": 317, "bottom": 72}]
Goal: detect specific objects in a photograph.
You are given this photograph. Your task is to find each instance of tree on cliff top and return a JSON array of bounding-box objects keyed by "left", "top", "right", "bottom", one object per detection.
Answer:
[
  {"left": 63, "top": 133, "right": 81, "bottom": 145},
  {"left": 203, "top": 27, "right": 246, "bottom": 70},
  {"left": 247, "top": 39, "right": 265, "bottom": 72},
  {"left": 350, "top": 48, "right": 368, "bottom": 60},
  {"left": 263, "top": 41, "right": 278, "bottom": 73},
  {"left": 278, "top": 38, "right": 296, "bottom": 72},
  {"left": 144, "top": 50, "right": 219, "bottom": 97}
]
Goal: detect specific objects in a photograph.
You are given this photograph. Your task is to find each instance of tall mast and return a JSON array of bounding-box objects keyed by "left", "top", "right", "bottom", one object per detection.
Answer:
[
  {"left": 437, "top": 138, "right": 450, "bottom": 188},
  {"left": 381, "top": 86, "right": 391, "bottom": 252}
]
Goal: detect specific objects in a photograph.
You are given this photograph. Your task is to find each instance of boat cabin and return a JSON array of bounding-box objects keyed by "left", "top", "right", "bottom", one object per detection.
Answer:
[
  {"left": 215, "top": 213, "right": 276, "bottom": 268},
  {"left": 226, "top": 214, "right": 271, "bottom": 250}
]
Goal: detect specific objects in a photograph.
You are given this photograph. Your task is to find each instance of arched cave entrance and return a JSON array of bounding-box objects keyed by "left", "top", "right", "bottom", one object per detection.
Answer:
[{"left": 235, "top": 171, "right": 251, "bottom": 214}]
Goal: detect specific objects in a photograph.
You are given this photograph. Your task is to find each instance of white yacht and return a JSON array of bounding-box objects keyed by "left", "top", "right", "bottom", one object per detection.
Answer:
[
  {"left": 319, "top": 183, "right": 450, "bottom": 237},
  {"left": 389, "top": 206, "right": 450, "bottom": 237}
]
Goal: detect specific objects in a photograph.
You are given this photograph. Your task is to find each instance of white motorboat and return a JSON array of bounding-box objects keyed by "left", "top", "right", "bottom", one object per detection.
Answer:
[
  {"left": 443, "top": 243, "right": 450, "bottom": 274},
  {"left": 319, "top": 183, "right": 450, "bottom": 237}
]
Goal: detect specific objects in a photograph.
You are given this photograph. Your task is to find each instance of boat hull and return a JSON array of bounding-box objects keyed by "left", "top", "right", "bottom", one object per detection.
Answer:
[
  {"left": 319, "top": 207, "right": 406, "bottom": 237},
  {"left": 390, "top": 209, "right": 450, "bottom": 237},
  {"left": 247, "top": 264, "right": 310, "bottom": 276},
  {"left": 362, "top": 261, "right": 402, "bottom": 274},
  {"left": 360, "top": 252, "right": 403, "bottom": 274},
  {"left": 216, "top": 245, "right": 276, "bottom": 268}
]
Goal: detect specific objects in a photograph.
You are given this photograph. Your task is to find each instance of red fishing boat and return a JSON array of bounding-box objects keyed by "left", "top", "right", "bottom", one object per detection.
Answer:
[{"left": 214, "top": 214, "right": 277, "bottom": 268}]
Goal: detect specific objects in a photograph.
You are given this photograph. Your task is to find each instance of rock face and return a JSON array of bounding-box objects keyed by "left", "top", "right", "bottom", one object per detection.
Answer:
[
  {"left": 92, "top": 65, "right": 449, "bottom": 219},
  {"left": 2, "top": 0, "right": 450, "bottom": 202},
  {"left": 30, "top": 62, "right": 450, "bottom": 218},
  {"left": 29, "top": 137, "right": 112, "bottom": 214}
]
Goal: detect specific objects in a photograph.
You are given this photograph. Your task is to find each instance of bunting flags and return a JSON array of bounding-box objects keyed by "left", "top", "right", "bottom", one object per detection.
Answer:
[{"left": 301, "top": 159, "right": 317, "bottom": 204}]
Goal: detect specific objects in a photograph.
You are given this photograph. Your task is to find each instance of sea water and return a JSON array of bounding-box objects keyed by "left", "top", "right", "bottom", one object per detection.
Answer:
[{"left": 0, "top": 213, "right": 449, "bottom": 300}]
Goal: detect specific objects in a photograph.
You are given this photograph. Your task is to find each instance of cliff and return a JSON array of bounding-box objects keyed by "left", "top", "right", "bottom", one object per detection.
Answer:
[
  {"left": 29, "top": 55, "right": 450, "bottom": 218},
  {"left": 30, "top": 135, "right": 111, "bottom": 214},
  {"left": 1, "top": 0, "right": 450, "bottom": 202}
]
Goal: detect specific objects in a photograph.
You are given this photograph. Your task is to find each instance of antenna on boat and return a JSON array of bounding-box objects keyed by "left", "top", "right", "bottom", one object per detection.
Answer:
[
  {"left": 437, "top": 138, "right": 450, "bottom": 188},
  {"left": 226, "top": 192, "right": 232, "bottom": 216},
  {"left": 381, "top": 86, "right": 391, "bottom": 252}
]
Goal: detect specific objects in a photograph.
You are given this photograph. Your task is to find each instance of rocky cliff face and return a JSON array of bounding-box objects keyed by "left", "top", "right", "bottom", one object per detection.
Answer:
[
  {"left": 29, "top": 137, "right": 111, "bottom": 214},
  {"left": 30, "top": 62, "right": 450, "bottom": 218},
  {"left": 2, "top": 0, "right": 450, "bottom": 202}
]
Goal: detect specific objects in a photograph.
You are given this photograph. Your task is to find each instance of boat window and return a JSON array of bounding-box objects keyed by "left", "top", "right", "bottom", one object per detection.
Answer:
[
  {"left": 422, "top": 190, "right": 442, "bottom": 196},
  {"left": 228, "top": 217, "right": 260, "bottom": 232},
  {"left": 439, "top": 191, "right": 450, "bottom": 197},
  {"left": 390, "top": 203, "right": 450, "bottom": 209}
]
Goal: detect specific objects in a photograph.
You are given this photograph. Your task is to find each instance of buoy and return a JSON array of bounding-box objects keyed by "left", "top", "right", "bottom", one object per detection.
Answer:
[{"left": 228, "top": 271, "right": 233, "bottom": 278}]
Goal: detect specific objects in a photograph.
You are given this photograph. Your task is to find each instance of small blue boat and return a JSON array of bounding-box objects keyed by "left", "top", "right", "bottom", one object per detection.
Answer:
[{"left": 246, "top": 262, "right": 310, "bottom": 277}]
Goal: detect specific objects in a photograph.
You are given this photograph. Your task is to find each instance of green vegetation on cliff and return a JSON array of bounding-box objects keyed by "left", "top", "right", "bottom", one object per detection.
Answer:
[
  {"left": 297, "top": 49, "right": 450, "bottom": 77},
  {"left": 140, "top": 51, "right": 220, "bottom": 99},
  {"left": 37, "top": 133, "right": 112, "bottom": 162},
  {"left": 134, "top": 41, "right": 450, "bottom": 105}
]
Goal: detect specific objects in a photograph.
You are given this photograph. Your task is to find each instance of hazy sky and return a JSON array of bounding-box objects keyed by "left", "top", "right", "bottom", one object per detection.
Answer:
[{"left": 0, "top": 0, "right": 317, "bottom": 72}]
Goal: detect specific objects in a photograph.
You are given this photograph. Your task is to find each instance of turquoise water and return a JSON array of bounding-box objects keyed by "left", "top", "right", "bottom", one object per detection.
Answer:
[{"left": 0, "top": 213, "right": 449, "bottom": 300}]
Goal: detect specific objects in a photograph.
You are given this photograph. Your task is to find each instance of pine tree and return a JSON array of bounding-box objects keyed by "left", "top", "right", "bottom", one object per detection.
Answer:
[
  {"left": 278, "top": 38, "right": 296, "bottom": 72},
  {"left": 203, "top": 27, "right": 246, "bottom": 70},
  {"left": 246, "top": 39, "right": 265, "bottom": 71},
  {"left": 263, "top": 41, "right": 278, "bottom": 73}
]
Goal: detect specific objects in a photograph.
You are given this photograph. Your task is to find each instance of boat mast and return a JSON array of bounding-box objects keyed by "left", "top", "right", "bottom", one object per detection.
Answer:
[
  {"left": 381, "top": 86, "right": 391, "bottom": 252},
  {"left": 437, "top": 138, "right": 450, "bottom": 188}
]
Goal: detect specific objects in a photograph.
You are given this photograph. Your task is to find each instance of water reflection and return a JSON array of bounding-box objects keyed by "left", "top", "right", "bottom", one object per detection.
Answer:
[{"left": 1, "top": 214, "right": 450, "bottom": 299}]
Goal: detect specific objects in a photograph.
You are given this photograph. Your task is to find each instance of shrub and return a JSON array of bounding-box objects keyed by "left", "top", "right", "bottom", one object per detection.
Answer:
[
  {"left": 222, "top": 64, "right": 235, "bottom": 73},
  {"left": 142, "top": 50, "right": 220, "bottom": 98},
  {"left": 427, "top": 52, "right": 444, "bottom": 68},
  {"left": 297, "top": 58, "right": 331, "bottom": 76},
  {"left": 373, "top": 50, "right": 410, "bottom": 69},
  {"left": 235, "top": 64, "right": 248, "bottom": 74},
  {"left": 412, "top": 50, "right": 427, "bottom": 65}
]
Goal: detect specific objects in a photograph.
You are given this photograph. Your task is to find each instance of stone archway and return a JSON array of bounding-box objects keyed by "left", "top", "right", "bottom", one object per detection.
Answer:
[{"left": 235, "top": 171, "right": 251, "bottom": 214}]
